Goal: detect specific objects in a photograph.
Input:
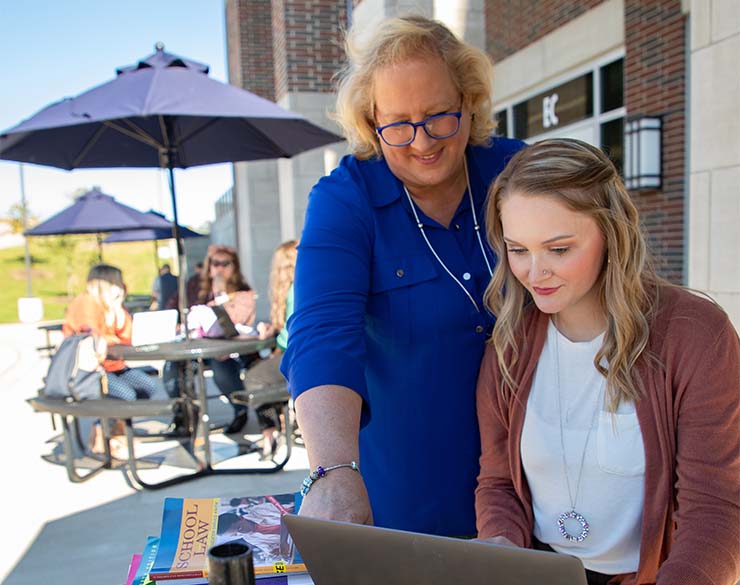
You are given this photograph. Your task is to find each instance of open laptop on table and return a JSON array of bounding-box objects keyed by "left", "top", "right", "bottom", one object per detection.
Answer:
[
  {"left": 131, "top": 309, "right": 179, "bottom": 346},
  {"left": 284, "top": 515, "right": 587, "bottom": 585}
]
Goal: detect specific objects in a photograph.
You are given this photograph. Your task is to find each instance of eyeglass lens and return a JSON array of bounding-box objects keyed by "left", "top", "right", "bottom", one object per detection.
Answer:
[
  {"left": 380, "top": 113, "right": 460, "bottom": 146},
  {"left": 211, "top": 260, "right": 232, "bottom": 268}
]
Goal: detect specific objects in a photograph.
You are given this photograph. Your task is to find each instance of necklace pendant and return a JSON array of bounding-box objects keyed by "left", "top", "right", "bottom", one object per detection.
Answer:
[{"left": 557, "top": 510, "right": 590, "bottom": 542}]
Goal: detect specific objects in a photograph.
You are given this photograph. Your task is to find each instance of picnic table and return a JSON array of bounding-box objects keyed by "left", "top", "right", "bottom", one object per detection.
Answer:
[{"left": 110, "top": 334, "right": 290, "bottom": 487}]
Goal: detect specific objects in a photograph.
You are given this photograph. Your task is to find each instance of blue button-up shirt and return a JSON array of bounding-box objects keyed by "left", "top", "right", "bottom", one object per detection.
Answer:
[{"left": 283, "top": 137, "right": 524, "bottom": 535}]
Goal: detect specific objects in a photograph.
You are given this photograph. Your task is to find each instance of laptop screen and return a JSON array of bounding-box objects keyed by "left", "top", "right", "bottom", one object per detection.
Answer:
[
  {"left": 131, "top": 309, "right": 179, "bottom": 346},
  {"left": 284, "top": 515, "right": 587, "bottom": 585}
]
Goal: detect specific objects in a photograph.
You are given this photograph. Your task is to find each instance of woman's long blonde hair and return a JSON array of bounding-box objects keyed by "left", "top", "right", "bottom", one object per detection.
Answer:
[
  {"left": 334, "top": 14, "right": 496, "bottom": 159},
  {"left": 269, "top": 240, "right": 298, "bottom": 331},
  {"left": 484, "top": 139, "right": 661, "bottom": 411},
  {"left": 85, "top": 263, "right": 126, "bottom": 328}
]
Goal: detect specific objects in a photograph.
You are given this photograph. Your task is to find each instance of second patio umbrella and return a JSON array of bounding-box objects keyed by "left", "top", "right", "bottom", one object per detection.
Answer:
[
  {"left": 103, "top": 210, "right": 205, "bottom": 270},
  {"left": 1, "top": 43, "right": 343, "bottom": 324},
  {"left": 25, "top": 187, "right": 173, "bottom": 259}
]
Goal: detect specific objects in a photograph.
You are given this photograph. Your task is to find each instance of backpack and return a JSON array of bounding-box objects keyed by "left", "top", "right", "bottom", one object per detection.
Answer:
[{"left": 42, "top": 333, "right": 105, "bottom": 401}]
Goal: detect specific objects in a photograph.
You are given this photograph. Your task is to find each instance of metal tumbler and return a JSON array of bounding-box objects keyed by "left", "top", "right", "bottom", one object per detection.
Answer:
[{"left": 208, "top": 542, "right": 256, "bottom": 585}]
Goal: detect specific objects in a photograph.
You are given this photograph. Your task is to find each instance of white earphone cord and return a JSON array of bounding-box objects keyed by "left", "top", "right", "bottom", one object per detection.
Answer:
[{"left": 404, "top": 158, "right": 492, "bottom": 312}]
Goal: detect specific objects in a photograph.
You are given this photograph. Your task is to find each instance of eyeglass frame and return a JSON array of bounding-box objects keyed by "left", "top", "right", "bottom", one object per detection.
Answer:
[{"left": 375, "top": 111, "right": 463, "bottom": 147}]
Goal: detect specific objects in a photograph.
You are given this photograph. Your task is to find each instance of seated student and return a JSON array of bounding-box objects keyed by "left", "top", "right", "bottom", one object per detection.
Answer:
[
  {"left": 475, "top": 139, "right": 740, "bottom": 585},
  {"left": 63, "top": 263, "right": 160, "bottom": 456},
  {"left": 253, "top": 239, "right": 298, "bottom": 459},
  {"left": 163, "top": 245, "right": 264, "bottom": 435}
]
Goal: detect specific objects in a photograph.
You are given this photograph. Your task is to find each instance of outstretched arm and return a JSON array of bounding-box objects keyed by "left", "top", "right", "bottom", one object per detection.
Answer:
[{"left": 295, "top": 384, "right": 372, "bottom": 524}]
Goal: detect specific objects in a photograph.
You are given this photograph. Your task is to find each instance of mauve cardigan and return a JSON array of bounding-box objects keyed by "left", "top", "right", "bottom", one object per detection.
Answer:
[{"left": 475, "top": 285, "right": 740, "bottom": 585}]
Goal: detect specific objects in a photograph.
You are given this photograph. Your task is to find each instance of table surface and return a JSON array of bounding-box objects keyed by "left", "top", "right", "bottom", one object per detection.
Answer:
[{"left": 111, "top": 335, "right": 276, "bottom": 362}]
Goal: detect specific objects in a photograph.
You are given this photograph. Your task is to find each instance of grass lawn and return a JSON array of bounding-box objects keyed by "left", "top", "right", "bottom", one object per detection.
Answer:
[{"left": 1, "top": 236, "right": 168, "bottom": 323}]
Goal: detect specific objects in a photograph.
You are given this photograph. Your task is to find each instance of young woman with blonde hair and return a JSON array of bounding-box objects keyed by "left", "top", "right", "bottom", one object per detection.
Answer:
[
  {"left": 63, "top": 263, "right": 160, "bottom": 457},
  {"left": 63, "top": 263, "right": 159, "bottom": 402},
  {"left": 251, "top": 240, "right": 299, "bottom": 460},
  {"left": 475, "top": 139, "right": 739, "bottom": 585},
  {"left": 265, "top": 239, "right": 298, "bottom": 351}
]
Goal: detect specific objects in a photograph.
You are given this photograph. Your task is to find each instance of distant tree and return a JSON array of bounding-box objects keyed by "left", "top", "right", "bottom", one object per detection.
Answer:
[
  {"left": 70, "top": 186, "right": 91, "bottom": 200},
  {"left": 1, "top": 202, "right": 38, "bottom": 234},
  {"left": 40, "top": 236, "right": 80, "bottom": 297}
]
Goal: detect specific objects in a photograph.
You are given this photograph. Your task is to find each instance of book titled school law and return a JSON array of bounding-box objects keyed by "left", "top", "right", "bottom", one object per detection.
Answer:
[{"left": 148, "top": 493, "right": 306, "bottom": 581}]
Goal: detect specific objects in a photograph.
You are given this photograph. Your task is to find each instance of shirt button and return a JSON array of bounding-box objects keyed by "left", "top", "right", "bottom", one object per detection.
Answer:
[
  {"left": 455, "top": 224, "right": 461, "bottom": 230},
  {"left": 475, "top": 325, "right": 484, "bottom": 333},
  {"left": 396, "top": 269, "right": 404, "bottom": 278},
  {"left": 462, "top": 272, "right": 471, "bottom": 281}
]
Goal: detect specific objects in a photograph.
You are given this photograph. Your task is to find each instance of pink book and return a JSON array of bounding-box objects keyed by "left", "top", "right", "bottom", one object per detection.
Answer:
[{"left": 125, "top": 554, "right": 143, "bottom": 585}]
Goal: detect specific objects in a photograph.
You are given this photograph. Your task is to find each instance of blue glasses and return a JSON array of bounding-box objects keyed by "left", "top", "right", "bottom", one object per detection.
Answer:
[{"left": 376, "top": 111, "right": 462, "bottom": 147}]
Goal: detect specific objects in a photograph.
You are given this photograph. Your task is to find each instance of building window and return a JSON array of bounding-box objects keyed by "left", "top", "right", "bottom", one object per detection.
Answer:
[
  {"left": 600, "top": 117, "right": 624, "bottom": 174},
  {"left": 600, "top": 58, "right": 623, "bottom": 112},
  {"left": 494, "top": 110, "right": 508, "bottom": 137},
  {"left": 496, "top": 55, "right": 625, "bottom": 172},
  {"left": 512, "top": 73, "right": 594, "bottom": 140}
]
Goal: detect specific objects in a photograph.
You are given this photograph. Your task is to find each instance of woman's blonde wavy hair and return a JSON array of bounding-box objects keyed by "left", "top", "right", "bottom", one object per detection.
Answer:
[
  {"left": 484, "top": 139, "right": 661, "bottom": 411},
  {"left": 85, "top": 263, "right": 126, "bottom": 327},
  {"left": 333, "top": 14, "right": 496, "bottom": 159},
  {"left": 269, "top": 240, "right": 298, "bottom": 331}
]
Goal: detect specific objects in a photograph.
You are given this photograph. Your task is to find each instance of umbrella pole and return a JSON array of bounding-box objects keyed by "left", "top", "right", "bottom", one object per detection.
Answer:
[
  {"left": 167, "top": 164, "right": 189, "bottom": 338},
  {"left": 96, "top": 233, "right": 103, "bottom": 262}
]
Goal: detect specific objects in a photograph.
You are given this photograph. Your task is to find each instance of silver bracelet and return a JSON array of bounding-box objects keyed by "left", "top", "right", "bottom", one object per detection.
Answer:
[{"left": 301, "top": 461, "right": 359, "bottom": 496}]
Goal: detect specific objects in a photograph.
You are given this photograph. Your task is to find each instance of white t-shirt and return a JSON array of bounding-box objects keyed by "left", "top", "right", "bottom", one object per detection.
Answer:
[{"left": 520, "top": 320, "right": 645, "bottom": 574}]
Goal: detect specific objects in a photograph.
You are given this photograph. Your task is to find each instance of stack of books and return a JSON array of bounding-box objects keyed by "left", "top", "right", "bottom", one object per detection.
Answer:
[{"left": 125, "top": 492, "right": 311, "bottom": 584}]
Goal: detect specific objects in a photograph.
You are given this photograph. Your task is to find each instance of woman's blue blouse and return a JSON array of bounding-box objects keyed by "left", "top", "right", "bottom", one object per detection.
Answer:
[{"left": 282, "top": 137, "right": 524, "bottom": 535}]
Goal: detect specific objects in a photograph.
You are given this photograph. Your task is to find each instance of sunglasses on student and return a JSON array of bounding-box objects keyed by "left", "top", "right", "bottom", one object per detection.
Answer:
[{"left": 210, "top": 260, "right": 233, "bottom": 268}]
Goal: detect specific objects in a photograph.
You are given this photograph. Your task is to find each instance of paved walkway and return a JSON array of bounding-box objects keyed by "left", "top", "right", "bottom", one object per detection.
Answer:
[{"left": 0, "top": 322, "right": 308, "bottom": 585}]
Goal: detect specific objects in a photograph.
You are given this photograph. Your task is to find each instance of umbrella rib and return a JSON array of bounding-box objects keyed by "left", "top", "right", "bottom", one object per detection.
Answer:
[
  {"left": 177, "top": 117, "right": 219, "bottom": 146},
  {"left": 103, "top": 120, "right": 163, "bottom": 151},
  {"left": 159, "top": 116, "right": 171, "bottom": 149},
  {"left": 121, "top": 118, "right": 161, "bottom": 145},
  {"left": 71, "top": 125, "right": 108, "bottom": 167}
]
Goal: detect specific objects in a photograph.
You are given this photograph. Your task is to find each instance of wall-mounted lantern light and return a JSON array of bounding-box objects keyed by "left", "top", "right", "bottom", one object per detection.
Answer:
[{"left": 624, "top": 116, "right": 662, "bottom": 190}]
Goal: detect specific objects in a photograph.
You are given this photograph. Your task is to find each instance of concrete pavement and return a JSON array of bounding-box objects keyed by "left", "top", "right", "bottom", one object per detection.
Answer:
[{"left": 0, "top": 322, "right": 308, "bottom": 585}]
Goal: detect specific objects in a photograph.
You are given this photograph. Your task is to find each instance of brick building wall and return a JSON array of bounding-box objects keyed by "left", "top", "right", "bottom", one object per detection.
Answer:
[
  {"left": 273, "top": 0, "right": 348, "bottom": 100},
  {"left": 225, "top": 0, "right": 276, "bottom": 101},
  {"left": 226, "top": 0, "right": 347, "bottom": 101},
  {"left": 623, "top": 0, "right": 686, "bottom": 282},
  {"left": 486, "top": 0, "right": 606, "bottom": 62},
  {"left": 486, "top": 0, "right": 687, "bottom": 282}
]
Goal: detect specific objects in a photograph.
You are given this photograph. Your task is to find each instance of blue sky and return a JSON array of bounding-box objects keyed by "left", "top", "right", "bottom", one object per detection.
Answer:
[{"left": 0, "top": 0, "right": 232, "bottom": 230}]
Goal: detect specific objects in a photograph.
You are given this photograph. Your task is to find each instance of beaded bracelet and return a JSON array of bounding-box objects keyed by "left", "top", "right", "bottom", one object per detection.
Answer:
[{"left": 300, "top": 461, "right": 360, "bottom": 496}]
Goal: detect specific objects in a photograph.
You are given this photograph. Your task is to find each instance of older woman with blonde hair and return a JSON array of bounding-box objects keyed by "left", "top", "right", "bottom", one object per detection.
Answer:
[
  {"left": 281, "top": 14, "right": 523, "bottom": 534},
  {"left": 475, "top": 139, "right": 740, "bottom": 585}
]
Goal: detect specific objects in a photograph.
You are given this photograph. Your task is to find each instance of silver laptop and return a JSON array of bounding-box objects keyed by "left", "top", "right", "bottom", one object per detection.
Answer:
[
  {"left": 131, "top": 309, "right": 179, "bottom": 346},
  {"left": 284, "top": 515, "right": 587, "bottom": 585}
]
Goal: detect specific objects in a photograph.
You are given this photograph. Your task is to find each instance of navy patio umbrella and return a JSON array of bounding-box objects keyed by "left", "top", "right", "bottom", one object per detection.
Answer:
[
  {"left": 1, "top": 43, "right": 342, "bottom": 323},
  {"left": 25, "top": 187, "right": 173, "bottom": 259},
  {"left": 102, "top": 211, "right": 205, "bottom": 244}
]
